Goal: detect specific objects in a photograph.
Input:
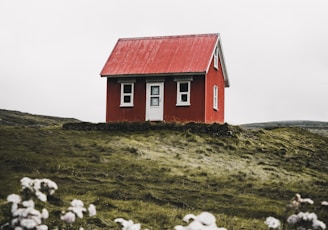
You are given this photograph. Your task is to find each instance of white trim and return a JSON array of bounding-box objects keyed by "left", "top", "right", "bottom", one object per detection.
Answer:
[
  {"left": 213, "top": 85, "right": 218, "bottom": 110},
  {"left": 217, "top": 36, "right": 230, "bottom": 87},
  {"left": 205, "top": 35, "right": 219, "bottom": 74},
  {"left": 176, "top": 81, "right": 191, "bottom": 106},
  {"left": 204, "top": 34, "right": 230, "bottom": 88},
  {"left": 120, "top": 82, "right": 134, "bottom": 107}
]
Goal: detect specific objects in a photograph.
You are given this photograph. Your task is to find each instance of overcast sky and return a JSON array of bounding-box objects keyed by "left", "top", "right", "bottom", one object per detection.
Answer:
[{"left": 1, "top": 0, "right": 327, "bottom": 125}]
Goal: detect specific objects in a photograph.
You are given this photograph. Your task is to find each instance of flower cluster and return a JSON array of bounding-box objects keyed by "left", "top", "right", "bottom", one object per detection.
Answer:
[
  {"left": 114, "top": 218, "right": 142, "bottom": 230},
  {"left": 4, "top": 177, "right": 57, "bottom": 229},
  {"left": 3, "top": 177, "right": 97, "bottom": 230},
  {"left": 174, "top": 212, "right": 227, "bottom": 230},
  {"left": 114, "top": 212, "right": 227, "bottom": 230},
  {"left": 7, "top": 193, "right": 49, "bottom": 229},
  {"left": 20, "top": 177, "right": 58, "bottom": 202},
  {"left": 264, "top": 216, "right": 281, "bottom": 229},
  {"left": 287, "top": 212, "right": 326, "bottom": 230},
  {"left": 60, "top": 199, "right": 96, "bottom": 224},
  {"left": 265, "top": 193, "right": 326, "bottom": 230}
]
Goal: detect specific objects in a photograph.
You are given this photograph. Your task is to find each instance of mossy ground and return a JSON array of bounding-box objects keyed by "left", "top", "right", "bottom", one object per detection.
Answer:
[{"left": 0, "top": 121, "right": 327, "bottom": 229}]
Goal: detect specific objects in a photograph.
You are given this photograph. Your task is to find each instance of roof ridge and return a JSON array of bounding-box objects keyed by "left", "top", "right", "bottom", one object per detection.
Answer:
[{"left": 118, "top": 33, "right": 219, "bottom": 41}]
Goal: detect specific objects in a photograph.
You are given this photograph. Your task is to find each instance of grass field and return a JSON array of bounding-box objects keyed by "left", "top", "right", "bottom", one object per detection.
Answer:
[{"left": 0, "top": 110, "right": 327, "bottom": 229}]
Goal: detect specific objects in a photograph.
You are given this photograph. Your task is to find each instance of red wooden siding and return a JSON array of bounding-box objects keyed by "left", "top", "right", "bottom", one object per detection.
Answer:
[
  {"left": 105, "top": 76, "right": 207, "bottom": 123},
  {"left": 163, "top": 76, "right": 205, "bottom": 123},
  {"left": 204, "top": 58, "right": 225, "bottom": 123},
  {"left": 106, "top": 78, "right": 146, "bottom": 122}
]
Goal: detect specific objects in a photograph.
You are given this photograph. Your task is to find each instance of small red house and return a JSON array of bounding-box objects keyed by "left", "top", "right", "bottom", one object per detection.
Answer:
[{"left": 100, "top": 33, "right": 230, "bottom": 123}]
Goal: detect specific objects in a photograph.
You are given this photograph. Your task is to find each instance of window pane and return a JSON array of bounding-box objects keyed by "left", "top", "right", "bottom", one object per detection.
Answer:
[
  {"left": 124, "top": 84, "right": 132, "bottom": 93},
  {"left": 180, "top": 83, "right": 188, "bottom": 92},
  {"left": 124, "top": 95, "right": 131, "bottom": 103},
  {"left": 151, "top": 97, "right": 159, "bottom": 106},
  {"left": 151, "top": 86, "right": 159, "bottom": 95},
  {"left": 181, "top": 94, "right": 187, "bottom": 102}
]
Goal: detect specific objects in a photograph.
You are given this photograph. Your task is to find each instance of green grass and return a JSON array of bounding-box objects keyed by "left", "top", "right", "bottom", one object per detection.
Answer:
[{"left": 0, "top": 113, "right": 327, "bottom": 229}]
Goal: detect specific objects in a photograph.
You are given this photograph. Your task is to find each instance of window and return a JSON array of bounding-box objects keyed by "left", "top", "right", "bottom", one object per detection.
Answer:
[
  {"left": 120, "top": 83, "right": 134, "bottom": 107},
  {"left": 176, "top": 81, "right": 191, "bottom": 106},
  {"left": 214, "top": 45, "right": 219, "bottom": 70},
  {"left": 213, "top": 85, "right": 218, "bottom": 110}
]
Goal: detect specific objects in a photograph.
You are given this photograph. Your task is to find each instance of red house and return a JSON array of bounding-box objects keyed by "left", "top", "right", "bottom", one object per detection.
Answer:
[{"left": 100, "top": 33, "right": 230, "bottom": 123}]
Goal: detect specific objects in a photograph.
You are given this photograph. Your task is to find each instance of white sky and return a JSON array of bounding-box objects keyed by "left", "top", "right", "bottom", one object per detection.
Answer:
[{"left": 1, "top": 0, "right": 327, "bottom": 125}]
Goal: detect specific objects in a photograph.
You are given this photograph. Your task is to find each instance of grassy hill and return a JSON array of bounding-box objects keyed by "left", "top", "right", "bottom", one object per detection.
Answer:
[
  {"left": 0, "top": 109, "right": 79, "bottom": 127},
  {"left": 242, "top": 120, "right": 328, "bottom": 137},
  {"left": 0, "top": 110, "right": 327, "bottom": 229}
]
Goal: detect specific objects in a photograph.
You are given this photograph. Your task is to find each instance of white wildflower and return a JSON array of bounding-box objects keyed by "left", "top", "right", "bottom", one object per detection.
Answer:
[
  {"left": 33, "top": 179, "right": 42, "bottom": 191},
  {"left": 11, "top": 203, "right": 19, "bottom": 213},
  {"left": 114, "top": 218, "right": 141, "bottom": 230},
  {"left": 22, "top": 200, "right": 35, "bottom": 208},
  {"left": 302, "top": 198, "right": 314, "bottom": 205},
  {"left": 265, "top": 216, "right": 281, "bottom": 229},
  {"left": 41, "top": 208, "right": 49, "bottom": 219},
  {"left": 295, "top": 194, "right": 314, "bottom": 205},
  {"left": 42, "top": 179, "right": 58, "bottom": 194},
  {"left": 68, "top": 206, "right": 84, "bottom": 218},
  {"left": 321, "top": 201, "right": 328, "bottom": 206},
  {"left": 298, "top": 212, "right": 317, "bottom": 222},
  {"left": 35, "top": 191, "right": 47, "bottom": 202},
  {"left": 60, "top": 211, "right": 76, "bottom": 224},
  {"left": 11, "top": 217, "right": 19, "bottom": 226},
  {"left": 71, "top": 199, "right": 84, "bottom": 208},
  {"left": 13, "top": 208, "right": 27, "bottom": 218},
  {"left": 14, "top": 226, "right": 23, "bottom": 230},
  {"left": 20, "top": 218, "right": 38, "bottom": 229},
  {"left": 68, "top": 199, "right": 86, "bottom": 218},
  {"left": 312, "top": 219, "right": 326, "bottom": 229},
  {"left": 88, "top": 204, "right": 96, "bottom": 217},
  {"left": 176, "top": 212, "right": 226, "bottom": 230},
  {"left": 183, "top": 212, "right": 216, "bottom": 226},
  {"left": 287, "top": 214, "right": 298, "bottom": 224},
  {"left": 20, "top": 177, "right": 33, "bottom": 190},
  {"left": 29, "top": 208, "right": 41, "bottom": 218},
  {"left": 30, "top": 214, "right": 42, "bottom": 225},
  {"left": 7, "top": 194, "right": 21, "bottom": 204},
  {"left": 36, "top": 225, "right": 48, "bottom": 230}
]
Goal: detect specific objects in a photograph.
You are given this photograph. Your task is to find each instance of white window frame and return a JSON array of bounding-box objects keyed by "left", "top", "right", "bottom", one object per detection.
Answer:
[
  {"left": 214, "top": 45, "right": 219, "bottom": 70},
  {"left": 213, "top": 85, "right": 218, "bottom": 110},
  {"left": 176, "top": 81, "right": 191, "bottom": 106},
  {"left": 120, "top": 82, "right": 134, "bottom": 107}
]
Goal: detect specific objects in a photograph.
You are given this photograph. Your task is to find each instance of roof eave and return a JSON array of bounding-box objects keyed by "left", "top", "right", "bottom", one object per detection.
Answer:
[
  {"left": 100, "top": 71, "right": 206, "bottom": 78},
  {"left": 217, "top": 36, "right": 230, "bottom": 88}
]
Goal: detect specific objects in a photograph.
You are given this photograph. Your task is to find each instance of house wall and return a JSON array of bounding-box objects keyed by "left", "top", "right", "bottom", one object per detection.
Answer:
[
  {"left": 106, "top": 77, "right": 146, "bottom": 122},
  {"left": 164, "top": 76, "right": 205, "bottom": 123},
  {"left": 106, "top": 76, "right": 206, "bottom": 123},
  {"left": 204, "top": 58, "right": 225, "bottom": 123}
]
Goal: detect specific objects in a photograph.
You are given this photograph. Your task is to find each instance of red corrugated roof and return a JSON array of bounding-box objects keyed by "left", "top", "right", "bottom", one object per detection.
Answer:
[{"left": 100, "top": 34, "right": 219, "bottom": 77}]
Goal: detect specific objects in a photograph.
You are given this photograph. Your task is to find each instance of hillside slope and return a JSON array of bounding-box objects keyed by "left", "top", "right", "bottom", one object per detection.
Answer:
[
  {"left": 0, "top": 110, "right": 327, "bottom": 229},
  {"left": 0, "top": 109, "right": 79, "bottom": 126},
  {"left": 242, "top": 120, "right": 328, "bottom": 137}
]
